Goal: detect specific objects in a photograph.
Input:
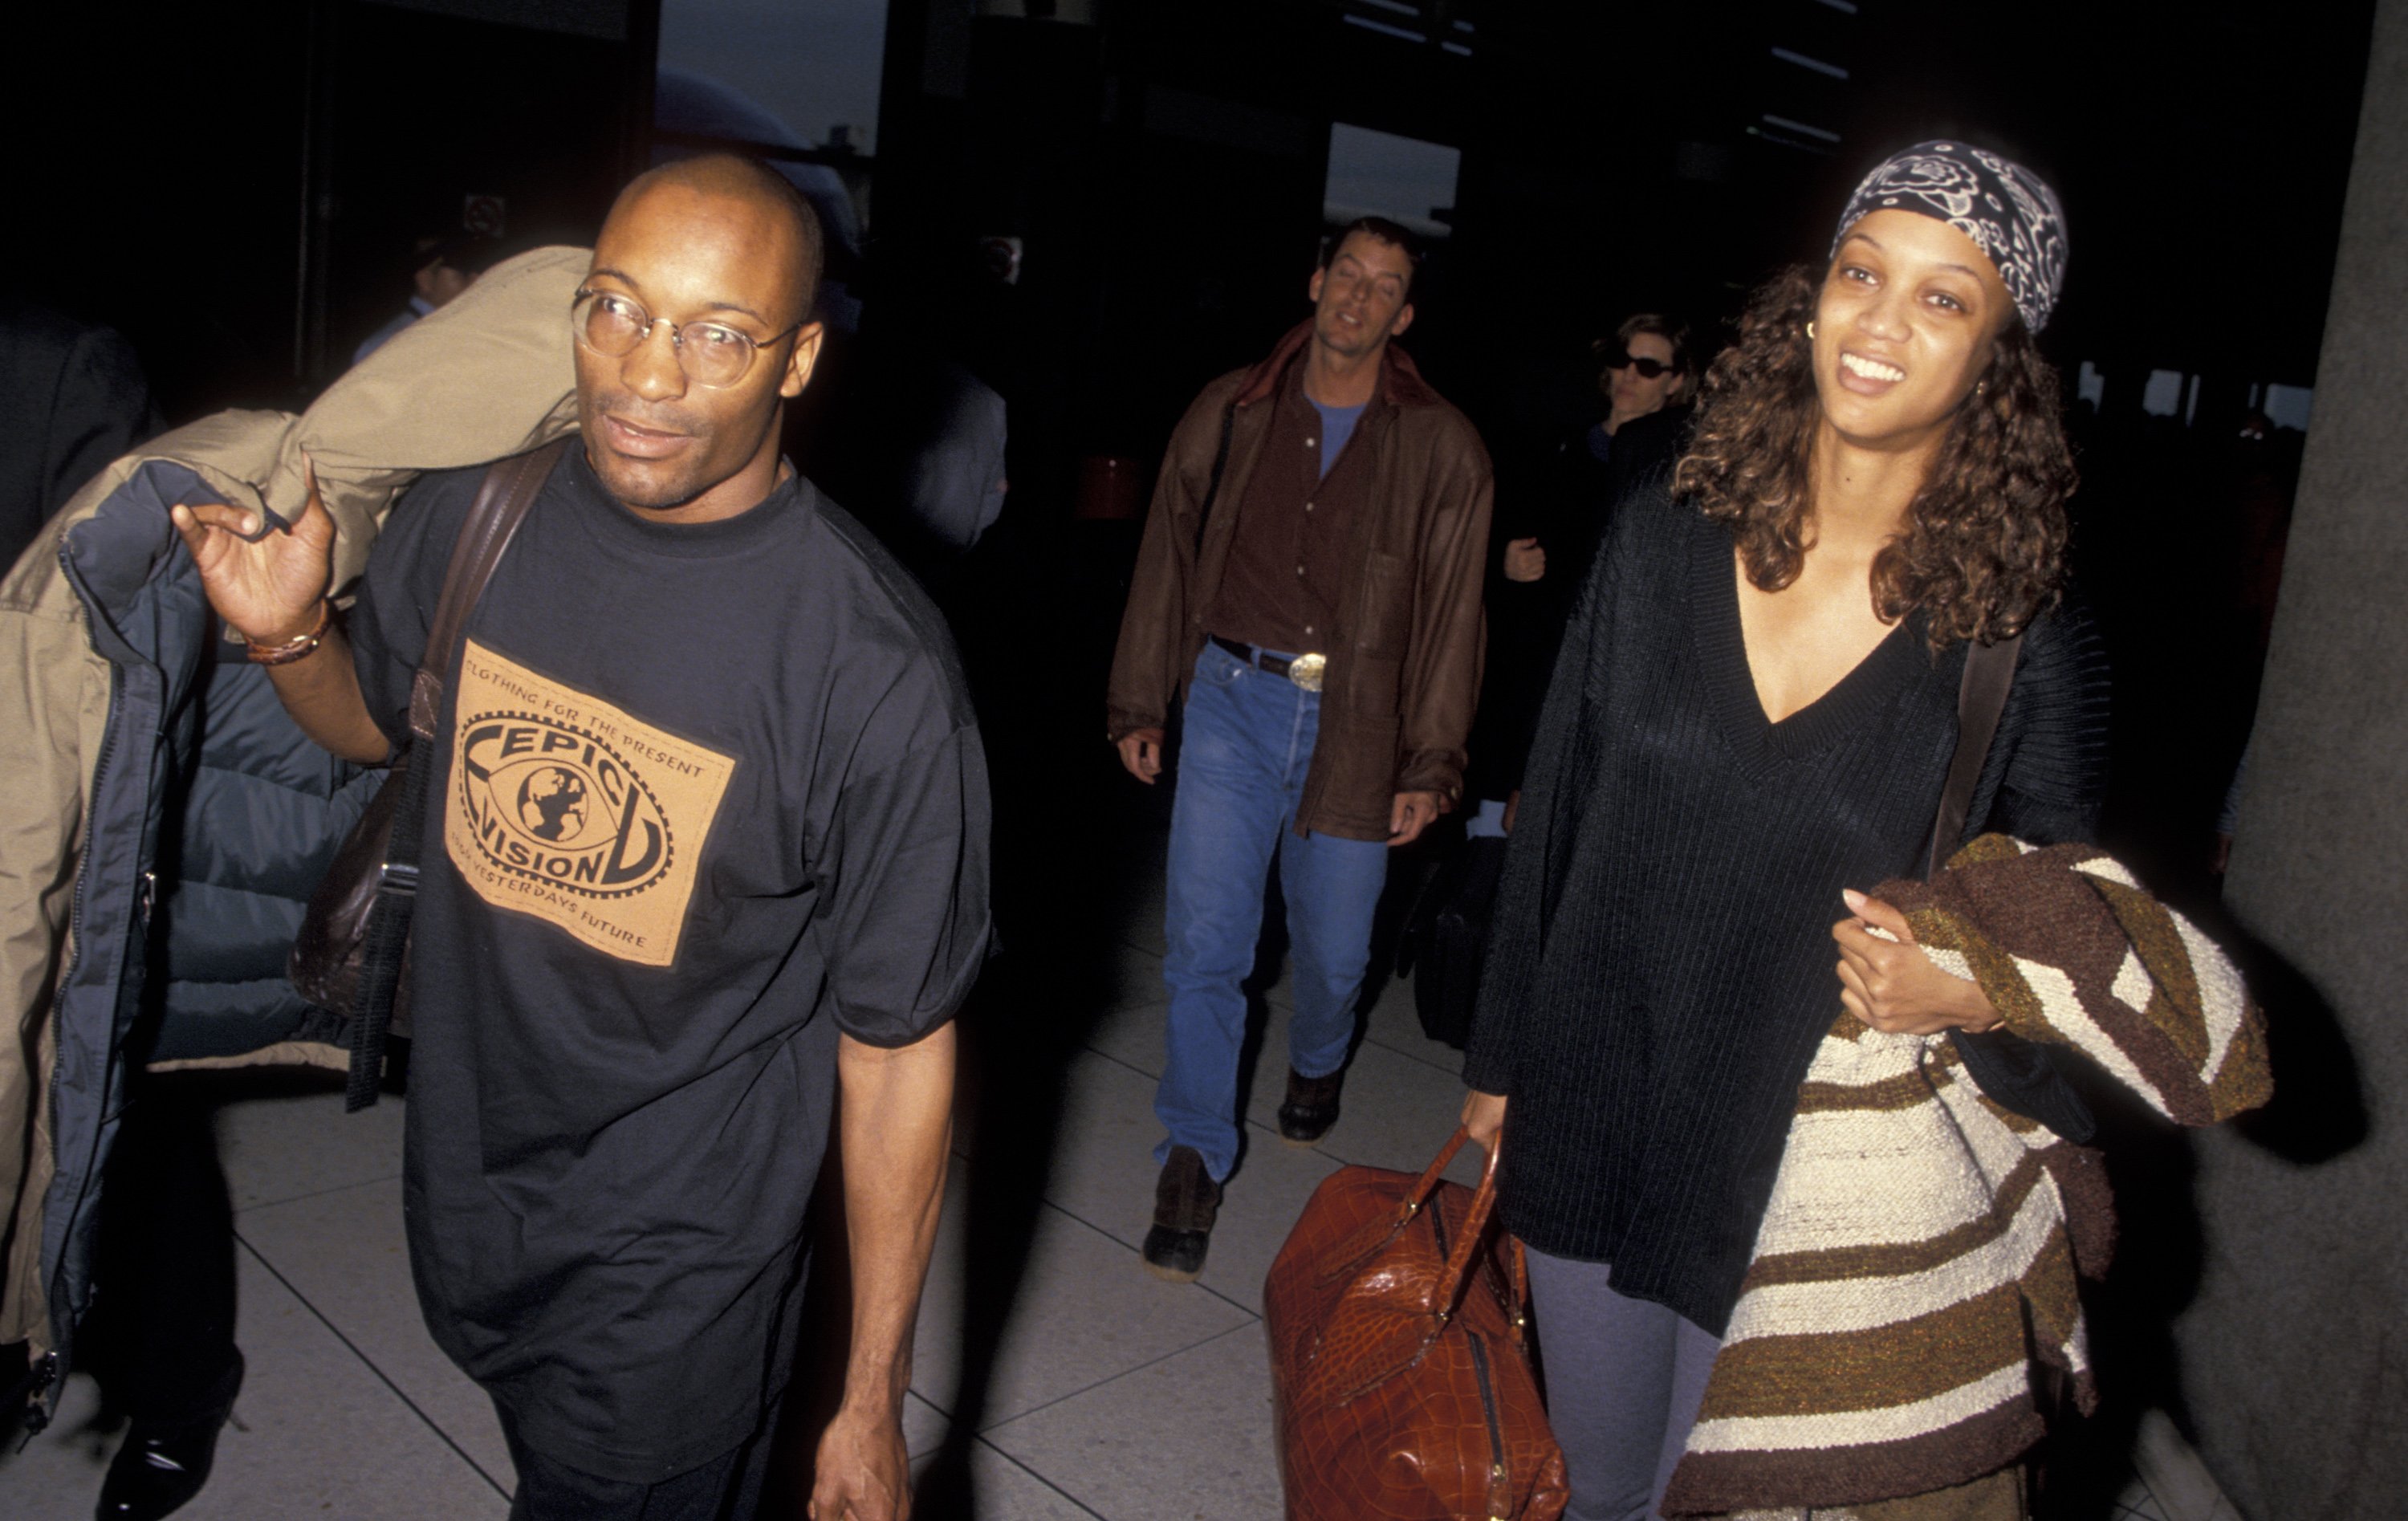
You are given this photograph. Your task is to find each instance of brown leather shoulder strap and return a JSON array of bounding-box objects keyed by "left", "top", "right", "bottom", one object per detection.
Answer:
[
  {"left": 1927, "top": 631, "right": 2024, "bottom": 878},
  {"left": 407, "top": 438, "right": 568, "bottom": 740},
  {"left": 1190, "top": 401, "right": 1239, "bottom": 561}
]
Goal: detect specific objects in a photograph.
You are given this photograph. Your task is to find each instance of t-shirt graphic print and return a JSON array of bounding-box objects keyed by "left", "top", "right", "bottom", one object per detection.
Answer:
[{"left": 444, "top": 638, "right": 735, "bottom": 966}]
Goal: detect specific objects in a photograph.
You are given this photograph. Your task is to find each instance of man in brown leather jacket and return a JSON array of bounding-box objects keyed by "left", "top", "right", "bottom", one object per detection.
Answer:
[{"left": 1106, "top": 217, "right": 1492, "bottom": 1279}]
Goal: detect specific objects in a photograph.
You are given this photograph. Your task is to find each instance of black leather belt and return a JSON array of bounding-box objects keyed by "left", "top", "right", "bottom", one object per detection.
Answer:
[
  {"left": 1210, "top": 635, "right": 1294, "bottom": 677},
  {"left": 1210, "top": 635, "right": 1328, "bottom": 692}
]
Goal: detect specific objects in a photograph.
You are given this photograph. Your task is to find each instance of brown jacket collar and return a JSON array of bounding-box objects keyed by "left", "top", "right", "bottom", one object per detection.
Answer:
[{"left": 1231, "top": 319, "right": 1442, "bottom": 411}]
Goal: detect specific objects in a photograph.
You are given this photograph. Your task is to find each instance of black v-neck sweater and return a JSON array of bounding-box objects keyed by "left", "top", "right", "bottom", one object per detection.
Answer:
[{"left": 1462, "top": 485, "right": 2109, "bottom": 1335}]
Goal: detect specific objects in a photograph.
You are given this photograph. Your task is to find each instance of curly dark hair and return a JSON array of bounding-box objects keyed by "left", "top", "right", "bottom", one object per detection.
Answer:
[{"left": 1671, "top": 266, "right": 2077, "bottom": 647}]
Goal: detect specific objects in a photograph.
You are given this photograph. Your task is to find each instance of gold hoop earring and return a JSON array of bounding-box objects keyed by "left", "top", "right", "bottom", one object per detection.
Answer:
[{"left": 1805, "top": 321, "right": 1816, "bottom": 340}]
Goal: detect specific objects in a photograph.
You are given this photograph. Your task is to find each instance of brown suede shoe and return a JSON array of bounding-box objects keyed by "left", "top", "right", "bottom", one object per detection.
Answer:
[
  {"left": 1277, "top": 1067, "right": 1344, "bottom": 1145},
  {"left": 1141, "top": 1145, "right": 1221, "bottom": 1282}
]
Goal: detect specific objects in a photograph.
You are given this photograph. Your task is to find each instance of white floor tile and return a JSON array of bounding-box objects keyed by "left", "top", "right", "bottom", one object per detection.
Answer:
[
  {"left": 212, "top": 1072, "right": 409, "bottom": 1210},
  {"left": 0, "top": 1251, "right": 506, "bottom": 1519},
  {"left": 2132, "top": 1406, "right": 2242, "bottom": 1520},
  {"left": 1113, "top": 885, "right": 1168, "bottom": 959},
  {"left": 235, "top": 1176, "right": 511, "bottom": 1486},
  {"left": 910, "top": 1175, "right": 1255, "bottom": 1431},
  {"left": 1039, "top": 1050, "right": 1342, "bottom": 1303},
  {"left": 905, "top": 1389, "right": 953, "bottom": 1458},
  {"left": 984, "top": 1323, "right": 1281, "bottom": 1521},
  {"left": 1102, "top": 941, "right": 1169, "bottom": 1013},
  {"left": 1084, "top": 995, "right": 1170, "bottom": 1078},
  {"left": 1245, "top": 1005, "right": 1485, "bottom": 1189},
  {"left": 913, "top": 1437, "right": 1104, "bottom": 1519}
]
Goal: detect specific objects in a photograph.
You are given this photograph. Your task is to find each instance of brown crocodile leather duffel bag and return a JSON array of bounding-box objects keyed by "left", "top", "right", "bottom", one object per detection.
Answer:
[{"left": 1264, "top": 1127, "right": 1568, "bottom": 1521}]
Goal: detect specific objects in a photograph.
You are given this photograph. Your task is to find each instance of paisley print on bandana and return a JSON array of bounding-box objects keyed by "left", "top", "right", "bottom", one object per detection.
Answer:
[{"left": 1832, "top": 140, "right": 2068, "bottom": 333}]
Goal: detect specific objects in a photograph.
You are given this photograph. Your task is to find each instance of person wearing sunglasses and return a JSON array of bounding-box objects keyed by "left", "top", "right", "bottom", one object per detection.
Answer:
[
  {"left": 1462, "top": 314, "right": 1695, "bottom": 841},
  {"left": 167, "top": 153, "right": 987, "bottom": 1521},
  {"left": 1516, "top": 315, "right": 1695, "bottom": 588}
]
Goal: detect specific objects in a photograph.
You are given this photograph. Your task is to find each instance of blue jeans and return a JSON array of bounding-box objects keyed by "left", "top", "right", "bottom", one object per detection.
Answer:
[{"left": 1156, "top": 641, "right": 1390, "bottom": 1181}]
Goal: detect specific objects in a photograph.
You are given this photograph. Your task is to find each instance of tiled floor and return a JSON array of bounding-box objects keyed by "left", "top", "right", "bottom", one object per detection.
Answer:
[
  {"left": 0, "top": 829, "right": 2198, "bottom": 1521},
  {"left": 0, "top": 847, "right": 1481, "bottom": 1520},
  {"left": 2114, "top": 1474, "right": 2175, "bottom": 1521}
]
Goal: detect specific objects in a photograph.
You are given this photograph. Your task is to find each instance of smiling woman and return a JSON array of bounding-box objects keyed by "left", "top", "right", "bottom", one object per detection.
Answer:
[
  {"left": 1461, "top": 140, "right": 2110, "bottom": 1521},
  {"left": 1678, "top": 208, "right": 2077, "bottom": 649}
]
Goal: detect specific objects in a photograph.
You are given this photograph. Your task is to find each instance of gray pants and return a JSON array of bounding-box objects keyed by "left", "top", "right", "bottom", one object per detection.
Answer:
[{"left": 1523, "top": 1246, "right": 1722, "bottom": 1521}]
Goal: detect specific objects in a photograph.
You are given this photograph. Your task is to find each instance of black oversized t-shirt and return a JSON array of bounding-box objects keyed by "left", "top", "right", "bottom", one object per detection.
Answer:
[{"left": 349, "top": 444, "right": 990, "bottom": 1481}]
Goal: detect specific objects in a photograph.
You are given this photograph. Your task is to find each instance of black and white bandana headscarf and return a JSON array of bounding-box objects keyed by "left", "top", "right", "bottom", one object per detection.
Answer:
[{"left": 1831, "top": 140, "right": 2068, "bottom": 333}]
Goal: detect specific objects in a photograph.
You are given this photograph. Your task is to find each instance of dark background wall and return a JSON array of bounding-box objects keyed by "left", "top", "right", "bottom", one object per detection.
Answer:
[
  {"left": 15, "top": 0, "right": 649, "bottom": 421},
  {"left": 15, "top": 0, "right": 2370, "bottom": 490},
  {"left": 868, "top": 1, "right": 2370, "bottom": 492}
]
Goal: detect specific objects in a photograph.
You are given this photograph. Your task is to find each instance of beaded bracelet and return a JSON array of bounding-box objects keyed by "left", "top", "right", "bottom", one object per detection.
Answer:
[{"left": 246, "top": 600, "right": 333, "bottom": 666}]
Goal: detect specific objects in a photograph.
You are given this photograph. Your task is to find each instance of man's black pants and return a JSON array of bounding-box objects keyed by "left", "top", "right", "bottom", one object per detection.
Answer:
[
  {"left": 498, "top": 1401, "right": 783, "bottom": 1521},
  {"left": 87, "top": 1075, "right": 242, "bottom": 1427}
]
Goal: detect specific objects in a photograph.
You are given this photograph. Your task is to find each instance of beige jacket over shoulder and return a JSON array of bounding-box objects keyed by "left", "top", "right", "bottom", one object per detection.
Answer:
[{"left": 0, "top": 246, "right": 585, "bottom": 1368}]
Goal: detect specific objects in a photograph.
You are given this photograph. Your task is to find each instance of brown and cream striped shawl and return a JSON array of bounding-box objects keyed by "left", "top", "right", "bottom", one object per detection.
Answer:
[{"left": 1662, "top": 835, "right": 2272, "bottom": 1518}]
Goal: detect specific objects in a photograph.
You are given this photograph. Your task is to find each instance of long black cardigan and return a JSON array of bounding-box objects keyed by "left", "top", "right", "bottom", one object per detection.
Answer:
[{"left": 1462, "top": 485, "right": 2109, "bottom": 1334}]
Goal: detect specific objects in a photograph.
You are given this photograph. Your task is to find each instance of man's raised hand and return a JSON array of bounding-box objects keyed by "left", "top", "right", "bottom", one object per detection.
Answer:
[{"left": 168, "top": 454, "right": 338, "bottom": 645}]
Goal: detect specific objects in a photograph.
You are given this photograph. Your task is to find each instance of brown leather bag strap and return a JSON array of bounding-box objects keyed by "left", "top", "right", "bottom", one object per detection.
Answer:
[
  {"left": 1506, "top": 1235, "right": 1533, "bottom": 1351},
  {"left": 1397, "top": 1125, "right": 1472, "bottom": 1221},
  {"left": 1926, "top": 631, "right": 2024, "bottom": 878},
  {"left": 1188, "top": 401, "right": 1239, "bottom": 560},
  {"left": 1431, "top": 1128, "right": 1507, "bottom": 1320},
  {"left": 407, "top": 439, "right": 568, "bottom": 740},
  {"left": 1393, "top": 1127, "right": 1515, "bottom": 1320}
]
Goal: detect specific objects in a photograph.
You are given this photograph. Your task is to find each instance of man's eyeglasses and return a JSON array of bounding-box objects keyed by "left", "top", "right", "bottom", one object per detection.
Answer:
[
  {"left": 570, "top": 289, "right": 803, "bottom": 388},
  {"left": 1602, "top": 350, "right": 1681, "bottom": 380}
]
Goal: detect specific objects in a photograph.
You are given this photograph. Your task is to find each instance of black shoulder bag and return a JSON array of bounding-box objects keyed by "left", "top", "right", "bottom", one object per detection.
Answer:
[
  {"left": 290, "top": 440, "right": 566, "bottom": 1110},
  {"left": 1931, "top": 632, "right": 2097, "bottom": 1143}
]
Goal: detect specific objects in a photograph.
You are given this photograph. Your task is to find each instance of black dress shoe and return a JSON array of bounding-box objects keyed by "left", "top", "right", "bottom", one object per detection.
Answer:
[
  {"left": 1277, "top": 1067, "right": 1345, "bottom": 1145},
  {"left": 98, "top": 1417, "right": 228, "bottom": 1521},
  {"left": 98, "top": 1355, "right": 242, "bottom": 1521},
  {"left": 1142, "top": 1145, "right": 1222, "bottom": 1283}
]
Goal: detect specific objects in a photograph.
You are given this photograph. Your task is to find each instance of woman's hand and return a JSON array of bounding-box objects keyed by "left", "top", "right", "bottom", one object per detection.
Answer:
[
  {"left": 1462, "top": 1089, "right": 1507, "bottom": 1153},
  {"left": 1832, "top": 888, "right": 2004, "bottom": 1035}
]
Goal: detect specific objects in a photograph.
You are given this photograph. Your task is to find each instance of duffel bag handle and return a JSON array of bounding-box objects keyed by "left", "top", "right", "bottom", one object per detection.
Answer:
[
  {"left": 1396, "top": 1124, "right": 1475, "bottom": 1219},
  {"left": 1398, "top": 1125, "right": 1510, "bottom": 1328}
]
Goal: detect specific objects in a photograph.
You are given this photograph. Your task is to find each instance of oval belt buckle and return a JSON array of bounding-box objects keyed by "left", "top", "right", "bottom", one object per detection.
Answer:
[{"left": 1287, "top": 652, "right": 1327, "bottom": 693}]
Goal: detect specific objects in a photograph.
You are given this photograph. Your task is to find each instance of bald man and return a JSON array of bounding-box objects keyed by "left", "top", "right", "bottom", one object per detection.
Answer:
[{"left": 170, "top": 155, "right": 989, "bottom": 1520}]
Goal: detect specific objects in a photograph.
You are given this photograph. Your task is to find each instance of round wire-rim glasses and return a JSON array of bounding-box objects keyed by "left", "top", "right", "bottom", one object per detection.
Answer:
[{"left": 570, "top": 288, "right": 804, "bottom": 388}]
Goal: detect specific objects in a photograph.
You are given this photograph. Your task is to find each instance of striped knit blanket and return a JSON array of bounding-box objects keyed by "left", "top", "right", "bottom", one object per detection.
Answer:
[{"left": 1661, "top": 836, "right": 2272, "bottom": 1518}]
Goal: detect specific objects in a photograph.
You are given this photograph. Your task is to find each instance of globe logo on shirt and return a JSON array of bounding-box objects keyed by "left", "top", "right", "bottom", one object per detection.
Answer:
[
  {"left": 454, "top": 710, "right": 677, "bottom": 899},
  {"left": 516, "top": 767, "right": 588, "bottom": 842}
]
